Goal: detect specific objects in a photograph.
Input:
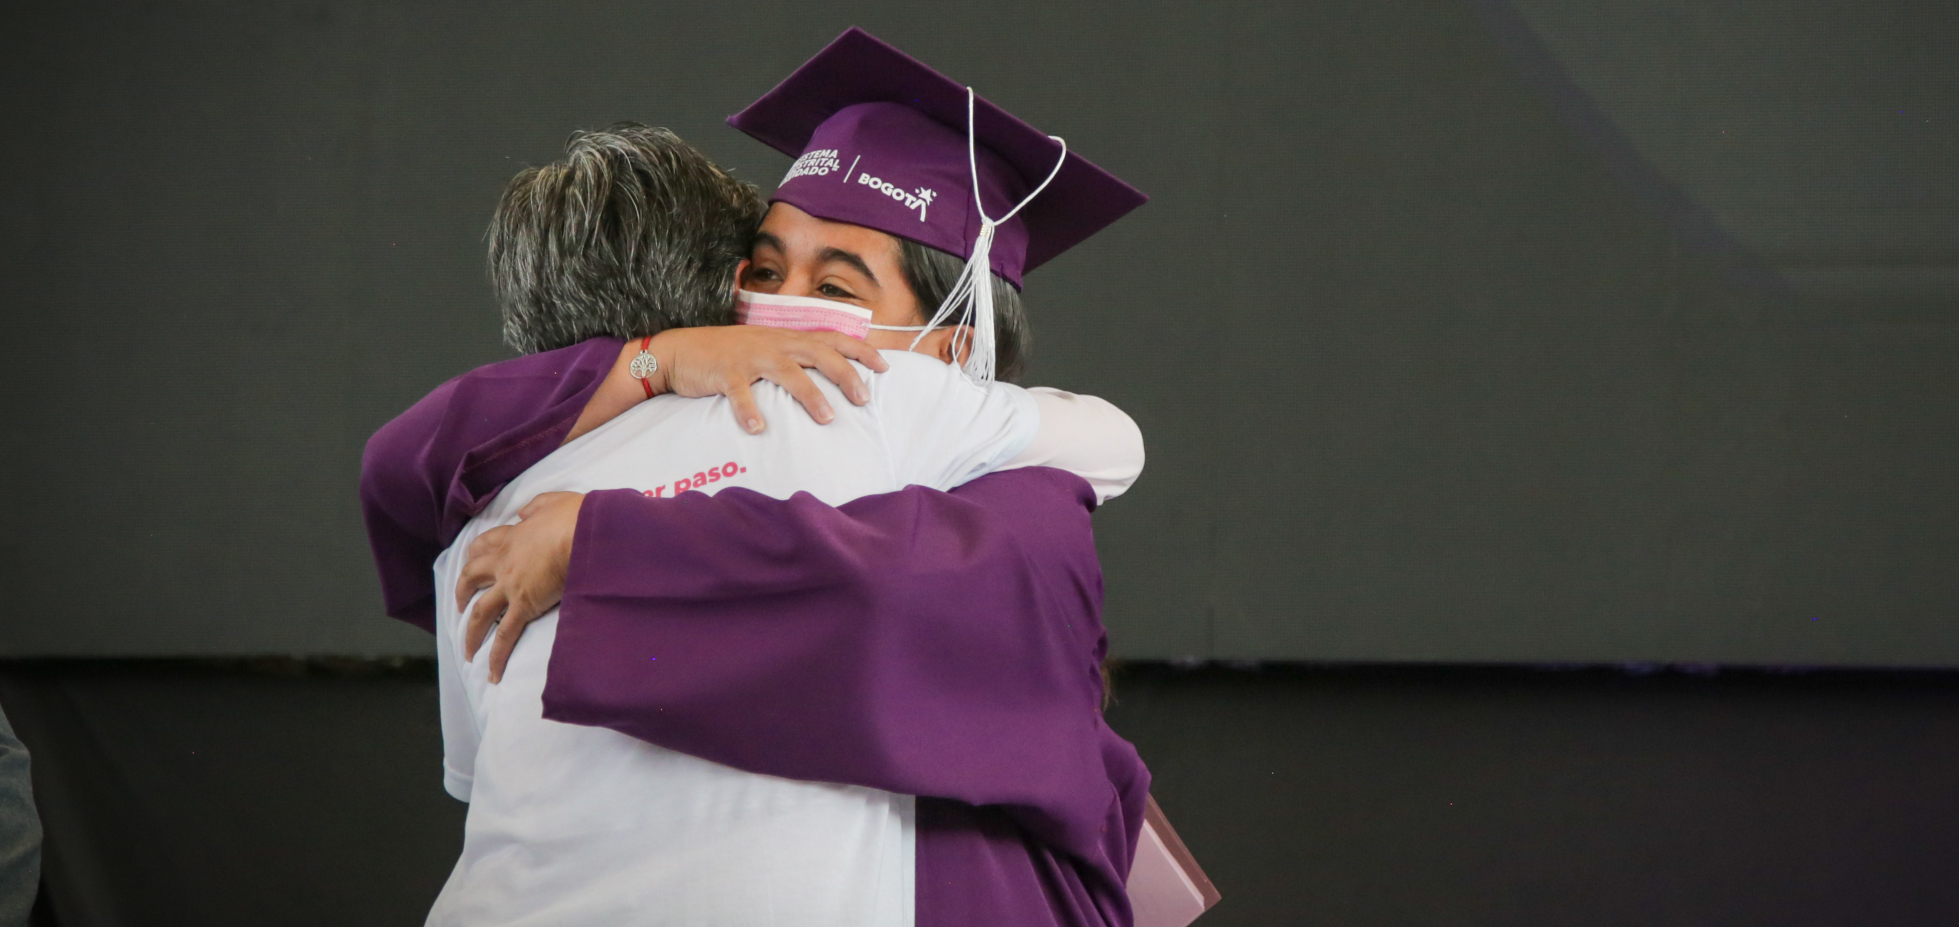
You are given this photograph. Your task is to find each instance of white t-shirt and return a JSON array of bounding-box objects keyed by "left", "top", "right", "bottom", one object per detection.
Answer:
[{"left": 427, "top": 351, "right": 1141, "bottom": 927}]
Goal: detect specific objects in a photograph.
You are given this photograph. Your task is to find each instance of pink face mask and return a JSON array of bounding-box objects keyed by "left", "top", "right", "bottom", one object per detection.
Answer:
[{"left": 734, "top": 289, "right": 933, "bottom": 340}]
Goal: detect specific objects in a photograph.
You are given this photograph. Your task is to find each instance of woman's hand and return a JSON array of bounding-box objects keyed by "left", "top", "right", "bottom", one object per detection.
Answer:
[
  {"left": 657, "top": 325, "right": 888, "bottom": 433},
  {"left": 456, "top": 491, "right": 584, "bottom": 684},
  {"left": 568, "top": 326, "right": 890, "bottom": 445}
]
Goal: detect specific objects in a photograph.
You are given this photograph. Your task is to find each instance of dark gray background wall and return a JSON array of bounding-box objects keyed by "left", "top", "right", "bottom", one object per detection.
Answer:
[{"left": 2, "top": 1, "right": 1953, "bottom": 663}]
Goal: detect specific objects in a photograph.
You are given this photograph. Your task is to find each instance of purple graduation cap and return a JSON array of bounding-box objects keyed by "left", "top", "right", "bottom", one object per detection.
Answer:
[{"left": 728, "top": 27, "right": 1147, "bottom": 382}]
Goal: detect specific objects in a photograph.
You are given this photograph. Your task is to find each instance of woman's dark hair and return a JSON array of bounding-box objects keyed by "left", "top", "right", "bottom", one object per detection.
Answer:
[
  {"left": 895, "top": 237, "right": 1031, "bottom": 383},
  {"left": 490, "top": 123, "right": 767, "bottom": 354}
]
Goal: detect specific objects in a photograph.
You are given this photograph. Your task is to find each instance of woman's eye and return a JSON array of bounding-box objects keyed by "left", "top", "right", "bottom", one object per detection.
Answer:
[
  {"left": 818, "top": 283, "right": 856, "bottom": 299},
  {"left": 746, "top": 267, "right": 780, "bottom": 282}
]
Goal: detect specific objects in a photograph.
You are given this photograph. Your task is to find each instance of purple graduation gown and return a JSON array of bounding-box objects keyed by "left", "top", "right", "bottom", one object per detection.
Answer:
[{"left": 359, "top": 337, "right": 1149, "bottom": 927}]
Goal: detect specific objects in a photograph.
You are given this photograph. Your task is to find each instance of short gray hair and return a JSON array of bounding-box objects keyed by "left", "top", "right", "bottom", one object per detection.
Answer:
[
  {"left": 489, "top": 123, "right": 766, "bottom": 354},
  {"left": 896, "top": 238, "right": 1031, "bottom": 382}
]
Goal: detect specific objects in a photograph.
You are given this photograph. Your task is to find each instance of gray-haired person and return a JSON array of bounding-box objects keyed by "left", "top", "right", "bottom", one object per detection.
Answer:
[{"left": 490, "top": 123, "right": 770, "bottom": 355}]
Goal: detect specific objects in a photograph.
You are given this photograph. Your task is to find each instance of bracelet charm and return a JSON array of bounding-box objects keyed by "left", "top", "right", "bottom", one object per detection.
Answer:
[
  {"left": 629, "top": 335, "right": 659, "bottom": 398},
  {"left": 629, "top": 351, "right": 659, "bottom": 379}
]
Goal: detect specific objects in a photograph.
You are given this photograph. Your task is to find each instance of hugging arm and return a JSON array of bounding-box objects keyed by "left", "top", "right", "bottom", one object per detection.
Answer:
[
  {"left": 435, "top": 471, "right": 1148, "bottom": 927},
  {"left": 547, "top": 469, "right": 1147, "bottom": 925},
  {"left": 1006, "top": 387, "right": 1146, "bottom": 504},
  {"left": 360, "top": 338, "right": 622, "bottom": 632},
  {"left": 359, "top": 328, "right": 887, "bottom": 630},
  {"left": 448, "top": 351, "right": 1147, "bottom": 670}
]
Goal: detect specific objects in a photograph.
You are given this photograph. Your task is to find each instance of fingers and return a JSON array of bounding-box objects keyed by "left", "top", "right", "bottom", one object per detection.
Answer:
[
  {"left": 760, "top": 362, "right": 837, "bottom": 426},
  {"left": 684, "top": 326, "right": 889, "bottom": 430},
  {"left": 804, "top": 346, "right": 872, "bottom": 406},
  {"left": 725, "top": 381, "right": 764, "bottom": 434},
  {"left": 810, "top": 331, "right": 889, "bottom": 373},
  {"left": 455, "top": 561, "right": 489, "bottom": 614},
  {"left": 455, "top": 528, "right": 509, "bottom": 610},
  {"left": 464, "top": 584, "right": 509, "bottom": 662},
  {"left": 517, "top": 492, "right": 569, "bottom": 521},
  {"left": 484, "top": 596, "right": 545, "bottom": 684}
]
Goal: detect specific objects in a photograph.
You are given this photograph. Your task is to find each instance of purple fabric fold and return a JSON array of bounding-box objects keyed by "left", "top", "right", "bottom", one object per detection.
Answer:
[
  {"left": 920, "top": 797, "right": 1136, "bottom": 926},
  {"left": 358, "top": 338, "right": 1147, "bottom": 926}
]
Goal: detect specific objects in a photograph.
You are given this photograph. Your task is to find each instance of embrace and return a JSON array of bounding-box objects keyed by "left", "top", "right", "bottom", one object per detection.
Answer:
[{"left": 361, "top": 28, "right": 1159, "bottom": 927}]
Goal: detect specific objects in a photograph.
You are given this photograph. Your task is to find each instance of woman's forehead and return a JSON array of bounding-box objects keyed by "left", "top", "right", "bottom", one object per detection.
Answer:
[{"left": 754, "top": 202, "right": 900, "bottom": 266}]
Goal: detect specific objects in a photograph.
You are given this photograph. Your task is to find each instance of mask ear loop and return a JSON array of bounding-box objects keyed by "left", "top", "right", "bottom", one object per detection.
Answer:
[{"left": 909, "top": 87, "right": 1069, "bottom": 383}]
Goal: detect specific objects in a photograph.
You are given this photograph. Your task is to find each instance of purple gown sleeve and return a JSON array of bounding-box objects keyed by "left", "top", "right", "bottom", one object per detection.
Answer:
[
  {"left": 358, "top": 337, "right": 622, "bottom": 631},
  {"left": 545, "top": 469, "right": 1150, "bottom": 927}
]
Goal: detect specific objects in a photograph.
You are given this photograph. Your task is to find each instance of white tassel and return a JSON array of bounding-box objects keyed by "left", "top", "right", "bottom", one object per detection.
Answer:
[{"left": 910, "top": 87, "right": 1068, "bottom": 384}]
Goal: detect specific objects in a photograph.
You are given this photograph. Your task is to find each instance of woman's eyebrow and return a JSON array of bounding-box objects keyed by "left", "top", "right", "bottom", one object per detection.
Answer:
[
  {"left": 751, "top": 231, "right": 786, "bottom": 254},
  {"left": 818, "top": 247, "right": 878, "bottom": 286}
]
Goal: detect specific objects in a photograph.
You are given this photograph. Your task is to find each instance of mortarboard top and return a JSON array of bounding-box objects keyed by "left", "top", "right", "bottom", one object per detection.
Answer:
[{"left": 727, "top": 27, "right": 1147, "bottom": 288}]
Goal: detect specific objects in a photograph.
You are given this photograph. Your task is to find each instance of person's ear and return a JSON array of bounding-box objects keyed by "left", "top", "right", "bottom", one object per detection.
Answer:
[
  {"left": 913, "top": 325, "right": 975, "bottom": 367},
  {"left": 731, "top": 259, "right": 750, "bottom": 296}
]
